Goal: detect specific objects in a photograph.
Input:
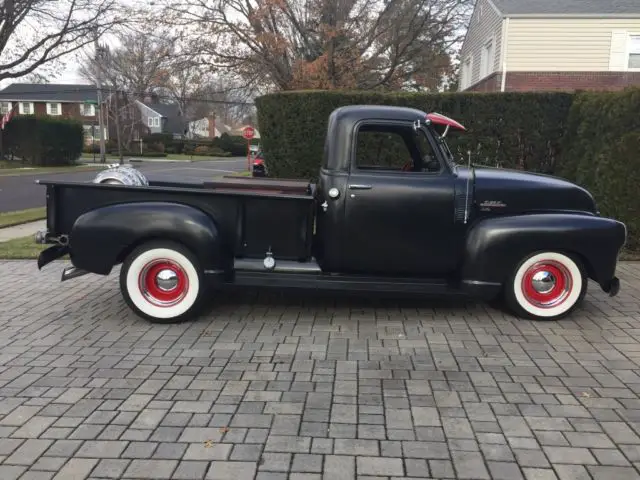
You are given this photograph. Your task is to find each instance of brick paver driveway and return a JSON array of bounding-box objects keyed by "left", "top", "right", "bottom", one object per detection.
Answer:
[{"left": 2, "top": 260, "right": 640, "bottom": 480}]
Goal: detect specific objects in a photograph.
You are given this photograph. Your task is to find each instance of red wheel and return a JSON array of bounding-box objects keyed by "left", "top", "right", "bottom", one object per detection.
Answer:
[
  {"left": 120, "top": 241, "right": 205, "bottom": 323},
  {"left": 505, "top": 251, "right": 587, "bottom": 320},
  {"left": 138, "top": 259, "right": 190, "bottom": 307}
]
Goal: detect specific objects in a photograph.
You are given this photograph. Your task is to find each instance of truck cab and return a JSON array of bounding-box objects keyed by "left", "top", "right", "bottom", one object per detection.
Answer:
[{"left": 314, "top": 105, "right": 468, "bottom": 278}]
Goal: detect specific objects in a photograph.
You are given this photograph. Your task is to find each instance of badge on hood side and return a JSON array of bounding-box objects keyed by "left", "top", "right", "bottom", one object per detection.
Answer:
[{"left": 479, "top": 200, "right": 507, "bottom": 211}]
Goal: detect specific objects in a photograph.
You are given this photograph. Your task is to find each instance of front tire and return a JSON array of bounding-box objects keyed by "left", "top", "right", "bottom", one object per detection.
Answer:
[
  {"left": 120, "top": 240, "right": 205, "bottom": 323},
  {"left": 505, "top": 251, "right": 587, "bottom": 320}
]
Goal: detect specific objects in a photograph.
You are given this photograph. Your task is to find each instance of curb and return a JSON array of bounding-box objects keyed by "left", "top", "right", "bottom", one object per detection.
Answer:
[{"left": 0, "top": 218, "right": 46, "bottom": 229}]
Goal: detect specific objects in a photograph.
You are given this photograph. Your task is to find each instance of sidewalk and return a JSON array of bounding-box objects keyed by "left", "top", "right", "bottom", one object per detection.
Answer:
[{"left": 0, "top": 219, "right": 45, "bottom": 242}]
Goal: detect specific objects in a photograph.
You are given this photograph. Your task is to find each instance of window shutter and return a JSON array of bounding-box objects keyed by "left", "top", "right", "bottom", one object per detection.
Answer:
[{"left": 609, "top": 30, "right": 628, "bottom": 71}]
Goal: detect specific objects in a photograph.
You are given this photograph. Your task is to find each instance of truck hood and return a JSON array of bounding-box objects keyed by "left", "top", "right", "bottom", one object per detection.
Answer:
[{"left": 469, "top": 166, "right": 597, "bottom": 215}]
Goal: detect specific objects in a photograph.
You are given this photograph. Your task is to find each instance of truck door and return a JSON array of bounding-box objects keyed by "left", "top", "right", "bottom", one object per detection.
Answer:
[{"left": 340, "top": 120, "right": 458, "bottom": 278}]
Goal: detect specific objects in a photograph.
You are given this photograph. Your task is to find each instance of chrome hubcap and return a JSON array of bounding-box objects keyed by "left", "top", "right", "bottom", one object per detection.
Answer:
[
  {"left": 531, "top": 270, "right": 556, "bottom": 294},
  {"left": 155, "top": 269, "right": 179, "bottom": 291}
]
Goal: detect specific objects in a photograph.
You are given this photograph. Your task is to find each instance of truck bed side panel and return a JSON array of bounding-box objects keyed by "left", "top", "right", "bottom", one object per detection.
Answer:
[{"left": 43, "top": 182, "right": 315, "bottom": 263}]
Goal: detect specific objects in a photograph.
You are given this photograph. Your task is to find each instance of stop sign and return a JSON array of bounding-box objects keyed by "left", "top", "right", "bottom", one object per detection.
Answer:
[{"left": 242, "top": 126, "right": 255, "bottom": 140}]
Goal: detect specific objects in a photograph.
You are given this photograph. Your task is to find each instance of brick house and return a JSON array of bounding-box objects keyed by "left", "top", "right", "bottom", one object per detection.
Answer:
[
  {"left": 0, "top": 83, "right": 110, "bottom": 144},
  {"left": 458, "top": 0, "right": 640, "bottom": 92}
]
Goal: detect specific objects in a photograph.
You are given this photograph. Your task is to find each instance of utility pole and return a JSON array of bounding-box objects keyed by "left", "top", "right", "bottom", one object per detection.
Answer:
[{"left": 93, "top": 30, "right": 107, "bottom": 163}]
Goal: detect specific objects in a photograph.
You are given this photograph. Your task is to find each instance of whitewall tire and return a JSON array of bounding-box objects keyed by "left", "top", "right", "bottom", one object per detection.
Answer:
[
  {"left": 505, "top": 251, "right": 587, "bottom": 320},
  {"left": 120, "top": 241, "right": 204, "bottom": 323}
]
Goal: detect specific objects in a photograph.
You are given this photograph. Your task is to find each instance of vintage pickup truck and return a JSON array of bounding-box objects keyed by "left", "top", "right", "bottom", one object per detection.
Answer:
[{"left": 35, "top": 105, "right": 626, "bottom": 323}]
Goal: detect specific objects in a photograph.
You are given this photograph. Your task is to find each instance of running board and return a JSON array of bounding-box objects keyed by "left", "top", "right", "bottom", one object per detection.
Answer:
[
  {"left": 233, "top": 257, "right": 322, "bottom": 274},
  {"left": 232, "top": 270, "right": 466, "bottom": 295}
]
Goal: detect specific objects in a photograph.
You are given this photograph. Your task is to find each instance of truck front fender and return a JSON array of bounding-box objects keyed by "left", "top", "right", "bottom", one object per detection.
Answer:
[
  {"left": 69, "top": 202, "right": 225, "bottom": 276},
  {"left": 461, "top": 213, "right": 626, "bottom": 296}
]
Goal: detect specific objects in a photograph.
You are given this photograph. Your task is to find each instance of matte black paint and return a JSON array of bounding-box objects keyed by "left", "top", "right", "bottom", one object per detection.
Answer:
[
  {"left": 69, "top": 202, "right": 223, "bottom": 276},
  {"left": 37, "top": 105, "right": 627, "bottom": 305},
  {"left": 38, "top": 180, "right": 315, "bottom": 272},
  {"left": 462, "top": 212, "right": 626, "bottom": 288}
]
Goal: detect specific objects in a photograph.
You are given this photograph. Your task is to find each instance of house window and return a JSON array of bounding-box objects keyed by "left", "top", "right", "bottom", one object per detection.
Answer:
[
  {"left": 629, "top": 35, "right": 640, "bottom": 69},
  {"left": 46, "top": 103, "right": 61, "bottom": 115},
  {"left": 19, "top": 102, "right": 34, "bottom": 115},
  {"left": 148, "top": 117, "right": 160, "bottom": 127},
  {"left": 80, "top": 104, "right": 96, "bottom": 116},
  {"left": 461, "top": 56, "right": 472, "bottom": 89},
  {"left": 480, "top": 39, "right": 494, "bottom": 78},
  {"left": 0, "top": 102, "right": 10, "bottom": 114}
]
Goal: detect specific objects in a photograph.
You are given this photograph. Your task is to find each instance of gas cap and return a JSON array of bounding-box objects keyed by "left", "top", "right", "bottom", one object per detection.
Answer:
[{"left": 328, "top": 188, "right": 340, "bottom": 199}]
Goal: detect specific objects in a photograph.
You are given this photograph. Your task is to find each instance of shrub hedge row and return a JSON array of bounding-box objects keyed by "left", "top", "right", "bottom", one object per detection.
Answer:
[
  {"left": 255, "top": 90, "right": 574, "bottom": 180},
  {"left": 255, "top": 88, "right": 640, "bottom": 250},
  {"left": 2, "top": 115, "right": 83, "bottom": 166},
  {"left": 559, "top": 88, "right": 640, "bottom": 250}
]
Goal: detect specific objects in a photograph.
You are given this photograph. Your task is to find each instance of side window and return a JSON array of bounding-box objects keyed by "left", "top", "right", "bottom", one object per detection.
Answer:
[{"left": 354, "top": 123, "right": 441, "bottom": 173}]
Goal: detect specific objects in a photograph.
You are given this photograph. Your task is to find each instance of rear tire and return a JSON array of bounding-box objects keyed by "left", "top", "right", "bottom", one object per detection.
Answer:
[
  {"left": 504, "top": 251, "right": 587, "bottom": 320},
  {"left": 119, "top": 240, "right": 205, "bottom": 323}
]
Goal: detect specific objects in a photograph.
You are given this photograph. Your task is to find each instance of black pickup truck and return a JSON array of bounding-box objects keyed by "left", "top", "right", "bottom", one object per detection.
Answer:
[{"left": 35, "top": 105, "right": 626, "bottom": 323}]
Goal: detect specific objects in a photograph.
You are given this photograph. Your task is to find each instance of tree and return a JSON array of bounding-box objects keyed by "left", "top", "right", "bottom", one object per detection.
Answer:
[
  {"left": 156, "top": 0, "right": 472, "bottom": 91},
  {"left": 81, "top": 43, "right": 144, "bottom": 160},
  {"left": 78, "top": 29, "right": 175, "bottom": 99},
  {"left": 0, "top": 0, "right": 125, "bottom": 82}
]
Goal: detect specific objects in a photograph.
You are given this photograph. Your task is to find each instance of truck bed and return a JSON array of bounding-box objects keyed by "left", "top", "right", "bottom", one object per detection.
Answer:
[{"left": 38, "top": 176, "right": 317, "bottom": 261}]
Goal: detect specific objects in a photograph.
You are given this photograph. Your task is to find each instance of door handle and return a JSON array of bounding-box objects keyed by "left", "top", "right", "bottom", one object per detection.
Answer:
[{"left": 348, "top": 184, "right": 372, "bottom": 190}]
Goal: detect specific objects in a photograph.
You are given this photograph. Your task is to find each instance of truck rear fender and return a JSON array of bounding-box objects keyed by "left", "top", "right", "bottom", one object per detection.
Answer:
[
  {"left": 461, "top": 213, "right": 627, "bottom": 293},
  {"left": 69, "top": 202, "right": 226, "bottom": 276}
]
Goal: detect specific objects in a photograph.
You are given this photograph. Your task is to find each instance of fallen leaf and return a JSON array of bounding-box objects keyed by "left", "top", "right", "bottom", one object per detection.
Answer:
[{"left": 204, "top": 440, "right": 214, "bottom": 448}]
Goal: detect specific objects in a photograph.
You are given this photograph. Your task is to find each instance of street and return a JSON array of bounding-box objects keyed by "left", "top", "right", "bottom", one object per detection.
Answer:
[
  {"left": 1, "top": 259, "right": 640, "bottom": 479},
  {"left": 0, "top": 158, "right": 248, "bottom": 213}
]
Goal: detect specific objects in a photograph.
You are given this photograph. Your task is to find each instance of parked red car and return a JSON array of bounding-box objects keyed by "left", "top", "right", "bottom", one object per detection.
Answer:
[{"left": 252, "top": 151, "right": 267, "bottom": 177}]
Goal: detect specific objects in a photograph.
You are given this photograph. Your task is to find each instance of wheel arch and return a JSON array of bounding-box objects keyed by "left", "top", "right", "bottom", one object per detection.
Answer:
[
  {"left": 461, "top": 213, "right": 626, "bottom": 291},
  {"left": 68, "top": 201, "right": 226, "bottom": 276}
]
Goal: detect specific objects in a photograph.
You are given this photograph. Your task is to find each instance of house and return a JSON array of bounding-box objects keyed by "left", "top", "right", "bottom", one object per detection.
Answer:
[
  {"left": 458, "top": 0, "right": 640, "bottom": 92},
  {"left": 187, "top": 114, "right": 236, "bottom": 139},
  {"left": 136, "top": 101, "right": 188, "bottom": 139},
  {"left": 0, "top": 83, "right": 108, "bottom": 143}
]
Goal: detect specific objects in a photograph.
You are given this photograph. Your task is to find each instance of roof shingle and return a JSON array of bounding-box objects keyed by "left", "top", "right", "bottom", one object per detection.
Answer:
[
  {"left": 0, "top": 83, "right": 98, "bottom": 103},
  {"left": 491, "top": 0, "right": 640, "bottom": 16}
]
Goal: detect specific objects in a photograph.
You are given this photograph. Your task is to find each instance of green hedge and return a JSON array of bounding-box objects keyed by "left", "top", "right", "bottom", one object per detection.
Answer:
[
  {"left": 255, "top": 90, "right": 574, "bottom": 180},
  {"left": 559, "top": 88, "right": 640, "bottom": 251},
  {"left": 2, "top": 115, "right": 84, "bottom": 166},
  {"left": 145, "top": 132, "right": 253, "bottom": 157}
]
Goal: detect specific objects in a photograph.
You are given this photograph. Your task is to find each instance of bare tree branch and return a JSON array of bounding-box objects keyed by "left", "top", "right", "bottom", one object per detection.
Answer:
[
  {"left": 154, "top": 0, "right": 472, "bottom": 91},
  {"left": 0, "top": 0, "right": 127, "bottom": 81}
]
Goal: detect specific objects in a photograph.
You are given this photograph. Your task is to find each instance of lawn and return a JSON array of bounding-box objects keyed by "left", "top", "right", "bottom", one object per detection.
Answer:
[
  {"left": 0, "top": 235, "right": 46, "bottom": 259},
  {"left": 80, "top": 153, "right": 234, "bottom": 162},
  {"left": 0, "top": 207, "right": 46, "bottom": 228},
  {"left": 0, "top": 162, "right": 103, "bottom": 177}
]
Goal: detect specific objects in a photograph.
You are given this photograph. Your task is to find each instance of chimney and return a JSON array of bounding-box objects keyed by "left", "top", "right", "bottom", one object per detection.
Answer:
[{"left": 207, "top": 112, "right": 216, "bottom": 139}]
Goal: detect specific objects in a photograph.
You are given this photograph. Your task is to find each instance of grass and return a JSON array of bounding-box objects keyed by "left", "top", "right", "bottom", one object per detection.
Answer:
[
  {"left": 0, "top": 207, "right": 46, "bottom": 228},
  {"left": 0, "top": 162, "right": 103, "bottom": 177},
  {"left": 0, "top": 235, "right": 46, "bottom": 259},
  {"left": 80, "top": 153, "right": 235, "bottom": 162}
]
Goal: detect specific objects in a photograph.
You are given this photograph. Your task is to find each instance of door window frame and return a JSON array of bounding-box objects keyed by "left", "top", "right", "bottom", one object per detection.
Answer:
[{"left": 349, "top": 119, "right": 452, "bottom": 176}]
